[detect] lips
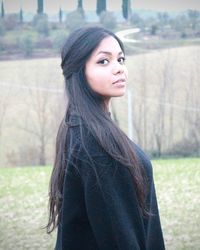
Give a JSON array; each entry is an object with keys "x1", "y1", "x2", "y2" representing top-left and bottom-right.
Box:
[{"x1": 113, "y1": 78, "x2": 126, "y2": 84}]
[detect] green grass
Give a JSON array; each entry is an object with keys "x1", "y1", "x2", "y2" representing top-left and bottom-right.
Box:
[
  {"x1": 0, "y1": 166, "x2": 56, "y2": 250},
  {"x1": 152, "y1": 158, "x2": 200, "y2": 250},
  {"x1": 0, "y1": 159, "x2": 200, "y2": 250}
]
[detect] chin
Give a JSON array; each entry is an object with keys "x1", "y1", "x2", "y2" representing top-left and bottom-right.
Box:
[{"x1": 114, "y1": 90, "x2": 126, "y2": 97}]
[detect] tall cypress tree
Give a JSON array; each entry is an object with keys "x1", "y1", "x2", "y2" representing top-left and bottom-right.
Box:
[
  {"x1": 1, "y1": 0, "x2": 5, "y2": 18},
  {"x1": 59, "y1": 7, "x2": 62, "y2": 24},
  {"x1": 96, "y1": 0, "x2": 106, "y2": 16},
  {"x1": 77, "y1": 0, "x2": 84, "y2": 17},
  {"x1": 122, "y1": 0, "x2": 131, "y2": 20},
  {"x1": 77, "y1": 0, "x2": 83, "y2": 9},
  {"x1": 20, "y1": 7, "x2": 23, "y2": 23},
  {"x1": 37, "y1": 0, "x2": 43, "y2": 14}
]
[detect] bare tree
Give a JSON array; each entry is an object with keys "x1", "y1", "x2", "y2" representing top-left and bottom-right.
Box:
[
  {"x1": 0, "y1": 85, "x2": 12, "y2": 165},
  {"x1": 131, "y1": 55, "x2": 148, "y2": 150},
  {"x1": 187, "y1": 51, "x2": 200, "y2": 155},
  {"x1": 166, "y1": 52, "x2": 176, "y2": 149},
  {"x1": 0, "y1": 92, "x2": 8, "y2": 139},
  {"x1": 153, "y1": 52, "x2": 173, "y2": 156},
  {"x1": 18, "y1": 84, "x2": 59, "y2": 166}
]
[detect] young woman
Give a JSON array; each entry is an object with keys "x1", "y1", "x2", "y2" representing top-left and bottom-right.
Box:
[{"x1": 46, "y1": 26, "x2": 165, "y2": 250}]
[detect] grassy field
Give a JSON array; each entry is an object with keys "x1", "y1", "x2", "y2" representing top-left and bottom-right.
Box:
[{"x1": 0, "y1": 158, "x2": 200, "y2": 250}]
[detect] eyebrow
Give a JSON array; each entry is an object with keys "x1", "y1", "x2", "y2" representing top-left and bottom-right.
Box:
[{"x1": 97, "y1": 51, "x2": 124, "y2": 56}]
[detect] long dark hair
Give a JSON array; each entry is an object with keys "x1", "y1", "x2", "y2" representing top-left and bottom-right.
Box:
[{"x1": 46, "y1": 26, "x2": 148, "y2": 234}]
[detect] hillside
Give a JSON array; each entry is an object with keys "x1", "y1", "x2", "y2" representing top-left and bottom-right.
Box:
[{"x1": 0, "y1": 45, "x2": 199, "y2": 166}]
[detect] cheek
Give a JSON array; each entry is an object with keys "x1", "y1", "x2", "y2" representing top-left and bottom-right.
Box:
[
  {"x1": 85, "y1": 67, "x2": 100, "y2": 90},
  {"x1": 85, "y1": 65, "x2": 106, "y2": 87},
  {"x1": 86, "y1": 75, "x2": 102, "y2": 91},
  {"x1": 85, "y1": 64, "x2": 92, "y2": 84}
]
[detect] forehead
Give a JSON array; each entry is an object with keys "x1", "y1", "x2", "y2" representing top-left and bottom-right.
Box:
[{"x1": 92, "y1": 36, "x2": 123, "y2": 56}]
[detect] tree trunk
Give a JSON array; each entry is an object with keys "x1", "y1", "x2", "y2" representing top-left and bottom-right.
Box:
[{"x1": 37, "y1": 0, "x2": 43, "y2": 14}]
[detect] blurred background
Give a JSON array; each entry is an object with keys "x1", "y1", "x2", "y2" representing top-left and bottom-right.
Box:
[{"x1": 0, "y1": 0, "x2": 200, "y2": 249}]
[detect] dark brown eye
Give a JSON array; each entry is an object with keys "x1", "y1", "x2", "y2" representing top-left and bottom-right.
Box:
[
  {"x1": 118, "y1": 57, "x2": 125, "y2": 64},
  {"x1": 98, "y1": 59, "x2": 109, "y2": 65}
]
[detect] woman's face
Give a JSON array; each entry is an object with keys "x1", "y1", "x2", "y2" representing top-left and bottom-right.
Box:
[{"x1": 85, "y1": 36, "x2": 128, "y2": 105}]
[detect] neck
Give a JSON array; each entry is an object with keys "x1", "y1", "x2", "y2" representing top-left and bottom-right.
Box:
[{"x1": 104, "y1": 98, "x2": 111, "y2": 112}]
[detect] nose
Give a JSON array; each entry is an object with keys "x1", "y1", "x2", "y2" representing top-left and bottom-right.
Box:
[{"x1": 112, "y1": 62, "x2": 124, "y2": 75}]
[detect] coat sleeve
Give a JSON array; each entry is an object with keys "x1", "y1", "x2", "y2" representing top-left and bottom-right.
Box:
[{"x1": 75, "y1": 136, "x2": 147, "y2": 250}]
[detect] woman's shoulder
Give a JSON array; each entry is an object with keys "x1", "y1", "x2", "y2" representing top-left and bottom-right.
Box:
[
  {"x1": 133, "y1": 142, "x2": 151, "y2": 163},
  {"x1": 66, "y1": 112, "x2": 105, "y2": 155},
  {"x1": 66, "y1": 113, "x2": 114, "y2": 179}
]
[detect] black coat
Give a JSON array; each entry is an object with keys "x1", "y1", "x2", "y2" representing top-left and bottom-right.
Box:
[{"x1": 55, "y1": 114, "x2": 165, "y2": 250}]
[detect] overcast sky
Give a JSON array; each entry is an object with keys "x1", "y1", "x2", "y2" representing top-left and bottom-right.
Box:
[{"x1": 3, "y1": 0, "x2": 200, "y2": 13}]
